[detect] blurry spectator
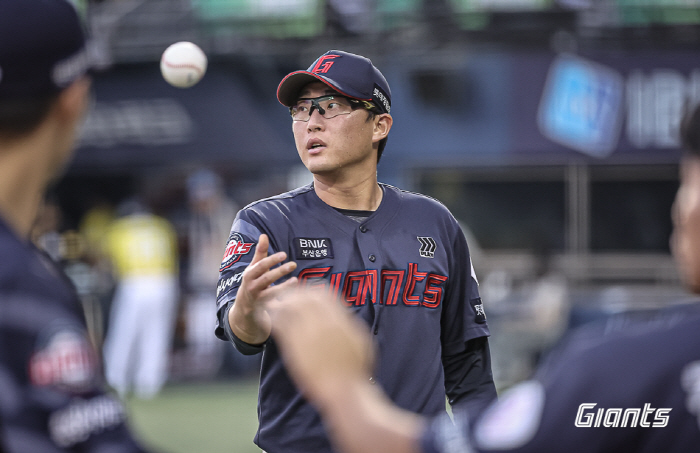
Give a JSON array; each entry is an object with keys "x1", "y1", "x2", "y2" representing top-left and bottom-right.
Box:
[
  {"x1": 103, "y1": 198, "x2": 180, "y2": 399},
  {"x1": 80, "y1": 197, "x2": 116, "y2": 263},
  {"x1": 422, "y1": 0, "x2": 459, "y2": 38},
  {"x1": 182, "y1": 169, "x2": 243, "y2": 377},
  {"x1": 31, "y1": 196, "x2": 64, "y2": 261},
  {"x1": 327, "y1": 0, "x2": 376, "y2": 36},
  {"x1": 78, "y1": 198, "x2": 119, "y2": 345},
  {"x1": 59, "y1": 229, "x2": 110, "y2": 352}
]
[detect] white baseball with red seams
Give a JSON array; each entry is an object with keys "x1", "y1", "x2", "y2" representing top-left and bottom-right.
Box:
[{"x1": 160, "y1": 41, "x2": 207, "y2": 88}]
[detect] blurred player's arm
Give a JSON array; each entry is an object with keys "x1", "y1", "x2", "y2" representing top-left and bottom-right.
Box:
[
  {"x1": 265, "y1": 286, "x2": 425, "y2": 453},
  {"x1": 228, "y1": 233, "x2": 297, "y2": 345}
]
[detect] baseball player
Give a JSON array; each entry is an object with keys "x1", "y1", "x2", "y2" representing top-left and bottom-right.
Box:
[
  {"x1": 103, "y1": 199, "x2": 179, "y2": 399},
  {"x1": 215, "y1": 50, "x2": 497, "y2": 452},
  {"x1": 263, "y1": 102, "x2": 700, "y2": 452},
  {"x1": 0, "y1": 1, "x2": 149, "y2": 451}
]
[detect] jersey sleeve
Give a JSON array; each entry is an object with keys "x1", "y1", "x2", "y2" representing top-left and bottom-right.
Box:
[
  {"x1": 0, "y1": 294, "x2": 148, "y2": 453},
  {"x1": 439, "y1": 221, "x2": 490, "y2": 355},
  {"x1": 214, "y1": 207, "x2": 274, "y2": 348},
  {"x1": 439, "y1": 221, "x2": 496, "y2": 414}
]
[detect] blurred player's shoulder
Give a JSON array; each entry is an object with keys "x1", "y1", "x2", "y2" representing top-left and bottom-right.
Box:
[
  {"x1": 538, "y1": 300, "x2": 700, "y2": 379},
  {"x1": 0, "y1": 217, "x2": 77, "y2": 312},
  {"x1": 569, "y1": 300, "x2": 700, "y2": 346},
  {"x1": 0, "y1": 219, "x2": 48, "y2": 283}
]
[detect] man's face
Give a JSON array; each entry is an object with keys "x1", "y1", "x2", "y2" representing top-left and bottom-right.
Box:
[
  {"x1": 671, "y1": 155, "x2": 700, "y2": 294},
  {"x1": 291, "y1": 82, "x2": 379, "y2": 177}
]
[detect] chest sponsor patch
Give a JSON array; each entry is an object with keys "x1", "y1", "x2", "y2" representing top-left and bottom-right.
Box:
[
  {"x1": 220, "y1": 232, "x2": 254, "y2": 271},
  {"x1": 294, "y1": 237, "x2": 333, "y2": 260}
]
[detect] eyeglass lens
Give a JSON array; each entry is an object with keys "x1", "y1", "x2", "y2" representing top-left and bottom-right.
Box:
[{"x1": 290, "y1": 95, "x2": 355, "y2": 121}]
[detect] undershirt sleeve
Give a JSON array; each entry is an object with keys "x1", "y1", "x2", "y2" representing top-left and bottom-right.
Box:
[
  {"x1": 443, "y1": 336, "x2": 498, "y2": 419},
  {"x1": 221, "y1": 302, "x2": 266, "y2": 355}
]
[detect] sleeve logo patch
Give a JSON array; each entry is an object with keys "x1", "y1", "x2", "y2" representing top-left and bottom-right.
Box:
[
  {"x1": 29, "y1": 329, "x2": 98, "y2": 391},
  {"x1": 220, "y1": 232, "x2": 254, "y2": 271},
  {"x1": 418, "y1": 236, "x2": 437, "y2": 258},
  {"x1": 471, "y1": 297, "x2": 487, "y2": 323},
  {"x1": 294, "y1": 237, "x2": 333, "y2": 260}
]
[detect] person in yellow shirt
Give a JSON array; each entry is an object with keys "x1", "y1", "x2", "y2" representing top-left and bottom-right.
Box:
[{"x1": 103, "y1": 198, "x2": 180, "y2": 399}]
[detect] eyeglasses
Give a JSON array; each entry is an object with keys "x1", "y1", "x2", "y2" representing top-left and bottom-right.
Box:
[{"x1": 290, "y1": 94, "x2": 378, "y2": 122}]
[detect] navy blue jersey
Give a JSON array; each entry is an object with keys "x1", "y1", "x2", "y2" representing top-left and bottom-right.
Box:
[
  {"x1": 215, "y1": 183, "x2": 491, "y2": 452},
  {"x1": 0, "y1": 218, "x2": 147, "y2": 452},
  {"x1": 421, "y1": 301, "x2": 700, "y2": 453}
]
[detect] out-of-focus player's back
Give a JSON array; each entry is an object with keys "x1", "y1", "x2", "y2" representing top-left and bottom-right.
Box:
[{"x1": 0, "y1": 1, "x2": 151, "y2": 451}]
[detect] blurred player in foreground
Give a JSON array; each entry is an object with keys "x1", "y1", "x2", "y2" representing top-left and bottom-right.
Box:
[
  {"x1": 264, "y1": 103, "x2": 700, "y2": 453},
  {"x1": 215, "y1": 50, "x2": 496, "y2": 452},
  {"x1": 0, "y1": 1, "x2": 150, "y2": 451}
]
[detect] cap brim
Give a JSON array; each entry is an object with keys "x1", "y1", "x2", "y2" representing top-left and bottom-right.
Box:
[{"x1": 277, "y1": 71, "x2": 358, "y2": 107}]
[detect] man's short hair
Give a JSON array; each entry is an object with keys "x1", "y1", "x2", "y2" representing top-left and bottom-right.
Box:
[{"x1": 0, "y1": 96, "x2": 58, "y2": 140}]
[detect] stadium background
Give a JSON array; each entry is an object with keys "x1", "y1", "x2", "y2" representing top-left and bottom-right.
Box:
[{"x1": 47, "y1": 1, "x2": 700, "y2": 451}]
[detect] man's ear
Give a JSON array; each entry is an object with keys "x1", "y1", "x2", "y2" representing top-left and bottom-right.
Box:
[
  {"x1": 373, "y1": 113, "x2": 392, "y2": 142},
  {"x1": 54, "y1": 76, "x2": 92, "y2": 125}
]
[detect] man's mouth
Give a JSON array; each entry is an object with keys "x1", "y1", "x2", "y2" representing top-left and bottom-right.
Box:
[{"x1": 307, "y1": 139, "x2": 326, "y2": 152}]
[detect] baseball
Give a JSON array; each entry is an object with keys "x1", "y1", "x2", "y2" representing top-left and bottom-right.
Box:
[{"x1": 160, "y1": 41, "x2": 207, "y2": 88}]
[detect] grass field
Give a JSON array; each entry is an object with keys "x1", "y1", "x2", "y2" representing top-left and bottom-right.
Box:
[{"x1": 125, "y1": 379, "x2": 261, "y2": 453}]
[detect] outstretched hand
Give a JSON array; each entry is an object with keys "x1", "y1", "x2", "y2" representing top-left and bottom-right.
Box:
[{"x1": 229, "y1": 233, "x2": 298, "y2": 345}]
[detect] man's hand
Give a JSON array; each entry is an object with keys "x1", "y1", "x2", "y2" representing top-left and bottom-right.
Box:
[{"x1": 228, "y1": 233, "x2": 297, "y2": 345}]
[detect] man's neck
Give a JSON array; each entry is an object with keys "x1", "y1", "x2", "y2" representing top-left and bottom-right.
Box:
[
  {"x1": 313, "y1": 173, "x2": 383, "y2": 211},
  {"x1": 0, "y1": 136, "x2": 53, "y2": 239}
]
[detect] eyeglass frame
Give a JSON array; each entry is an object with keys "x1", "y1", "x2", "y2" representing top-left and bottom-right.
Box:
[{"x1": 289, "y1": 94, "x2": 381, "y2": 122}]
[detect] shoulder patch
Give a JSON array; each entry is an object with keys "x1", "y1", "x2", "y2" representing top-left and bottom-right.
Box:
[
  {"x1": 220, "y1": 232, "x2": 255, "y2": 271},
  {"x1": 471, "y1": 297, "x2": 487, "y2": 323},
  {"x1": 29, "y1": 327, "x2": 99, "y2": 393}
]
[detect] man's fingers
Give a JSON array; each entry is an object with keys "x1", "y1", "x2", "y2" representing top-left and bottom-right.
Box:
[
  {"x1": 245, "y1": 250, "x2": 288, "y2": 277},
  {"x1": 249, "y1": 233, "x2": 270, "y2": 265},
  {"x1": 257, "y1": 277, "x2": 299, "y2": 308},
  {"x1": 245, "y1": 258, "x2": 296, "y2": 290}
]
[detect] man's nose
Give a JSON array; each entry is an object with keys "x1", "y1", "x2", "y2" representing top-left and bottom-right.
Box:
[{"x1": 307, "y1": 107, "x2": 325, "y2": 128}]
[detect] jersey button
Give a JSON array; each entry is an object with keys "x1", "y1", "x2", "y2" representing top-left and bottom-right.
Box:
[
  {"x1": 359, "y1": 225, "x2": 367, "y2": 233},
  {"x1": 368, "y1": 254, "x2": 376, "y2": 262}
]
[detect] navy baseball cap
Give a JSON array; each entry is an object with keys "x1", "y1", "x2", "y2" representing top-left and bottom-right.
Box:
[
  {"x1": 0, "y1": 0, "x2": 91, "y2": 101},
  {"x1": 277, "y1": 50, "x2": 391, "y2": 114}
]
